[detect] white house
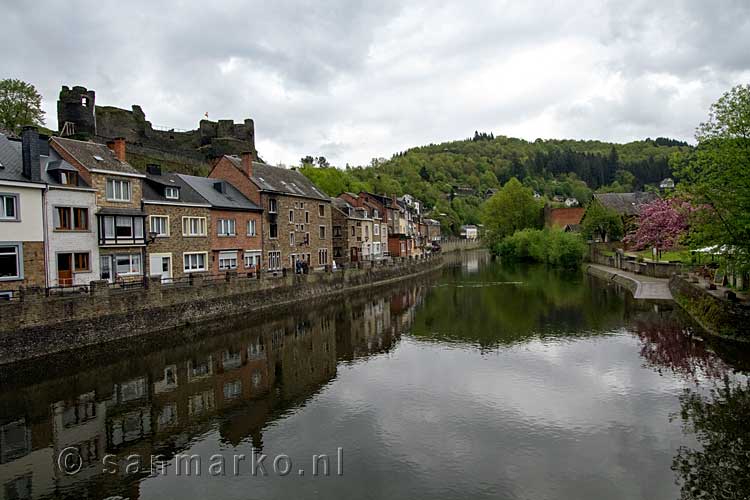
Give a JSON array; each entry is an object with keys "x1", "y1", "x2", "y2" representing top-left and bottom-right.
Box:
[
  {"x1": 460, "y1": 224, "x2": 479, "y2": 240},
  {"x1": 0, "y1": 129, "x2": 46, "y2": 295},
  {"x1": 564, "y1": 197, "x2": 579, "y2": 207},
  {"x1": 43, "y1": 147, "x2": 100, "y2": 287}
]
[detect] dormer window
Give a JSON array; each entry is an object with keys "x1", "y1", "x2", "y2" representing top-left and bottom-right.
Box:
[
  {"x1": 59, "y1": 171, "x2": 78, "y2": 186},
  {"x1": 164, "y1": 187, "x2": 179, "y2": 200}
]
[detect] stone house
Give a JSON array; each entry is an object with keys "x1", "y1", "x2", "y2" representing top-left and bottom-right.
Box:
[
  {"x1": 209, "y1": 153, "x2": 332, "y2": 272},
  {"x1": 142, "y1": 166, "x2": 212, "y2": 280},
  {"x1": 51, "y1": 136, "x2": 147, "y2": 282},
  {"x1": 0, "y1": 129, "x2": 46, "y2": 294},
  {"x1": 331, "y1": 198, "x2": 378, "y2": 264},
  {"x1": 44, "y1": 140, "x2": 100, "y2": 287},
  {"x1": 339, "y1": 192, "x2": 389, "y2": 259},
  {"x1": 177, "y1": 174, "x2": 263, "y2": 275},
  {"x1": 424, "y1": 218, "x2": 442, "y2": 242}
]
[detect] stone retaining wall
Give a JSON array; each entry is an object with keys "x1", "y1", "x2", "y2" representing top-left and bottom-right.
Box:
[
  {"x1": 590, "y1": 245, "x2": 681, "y2": 278},
  {"x1": 0, "y1": 256, "x2": 442, "y2": 365},
  {"x1": 669, "y1": 275, "x2": 750, "y2": 342}
]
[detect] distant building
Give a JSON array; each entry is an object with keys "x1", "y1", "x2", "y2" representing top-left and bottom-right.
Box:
[
  {"x1": 659, "y1": 178, "x2": 675, "y2": 190},
  {"x1": 564, "y1": 197, "x2": 579, "y2": 207},
  {"x1": 584, "y1": 192, "x2": 659, "y2": 241},
  {"x1": 545, "y1": 207, "x2": 585, "y2": 229},
  {"x1": 460, "y1": 225, "x2": 479, "y2": 240},
  {"x1": 484, "y1": 188, "x2": 498, "y2": 199}
]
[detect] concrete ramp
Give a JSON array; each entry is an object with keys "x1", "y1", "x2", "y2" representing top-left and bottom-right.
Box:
[{"x1": 586, "y1": 264, "x2": 673, "y2": 300}]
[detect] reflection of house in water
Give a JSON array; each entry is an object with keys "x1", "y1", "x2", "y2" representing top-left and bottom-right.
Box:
[{"x1": 0, "y1": 282, "x2": 431, "y2": 499}]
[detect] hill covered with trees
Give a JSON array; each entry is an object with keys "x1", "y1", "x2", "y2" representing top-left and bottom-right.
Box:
[{"x1": 299, "y1": 134, "x2": 691, "y2": 234}]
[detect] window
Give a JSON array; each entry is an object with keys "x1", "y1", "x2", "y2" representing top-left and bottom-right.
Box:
[
  {"x1": 333, "y1": 226, "x2": 342, "y2": 238},
  {"x1": 268, "y1": 250, "x2": 281, "y2": 271},
  {"x1": 289, "y1": 232, "x2": 295, "y2": 246},
  {"x1": 244, "y1": 251, "x2": 261, "y2": 269},
  {"x1": 218, "y1": 251, "x2": 238, "y2": 270},
  {"x1": 74, "y1": 252, "x2": 90, "y2": 272},
  {"x1": 269, "y1": 222, "x2": 278, "y2": 239},
  {"x1": 268, "y1": 198, "x2": 278, "y2": 213},
  {"x1": 318, "y1": 204, "x2": 325, "y2": 217},
  {"x1": 150, "y1": 215, "x2": 169, "y2": 237},
  {"x1": 0, "y1": 245, "x2": 21, "y2": 279},
  {"x1": 351, "y1": 226, "x2": 355, "y2": 237},
  {"x1": 105, "y1": 179, "x2": 131, "y2": 202},
  {"x1": 305, "y1": 232, "x2": 310, "y2": 245},
  {"x1": 183, "y1": 252, "x2": 207, "y2": 272},
  {"x1": 116, "y1": 216, "x2": 134, "y2": 237},
  {"x1": 81, "y1": 96, "x2": 89, "y2": 107},
  {"x1": 289, "y1": 210, "x2": 294, "y2": 222},
  {"x1": 318, "y1": 248, "x2": 328, "y2": 266},
  {"x1": 115, "y1": 254, "x2": 142, "y2": 276},
  {"x1": 55, "y1": 207, "x2": 89, "y2": 231},
  {"x1": 365, "y1": 225, "x2": 370, "y2": 238},
  {"x1": 218, "y1": 218, "x2": 236, "y2": 236},
  {"x1": 319, "y1": 225, "x2": 326, "y2": 239},
  {"x1": 0, "y1": 194, "x2": 18, "y2": 220},
  {"x1": 374, "y1": 224, "x2": 379, "y2": 236},
  {"x1": 60, "y1": 171, "x2": 78, "y2": 185},
  {"x1": 164, "y1": 187, "x2": 179, "y2": 199},
  {"x1": 247, "y1": 219, "x2": 257, "y2": 236},
  {"x1": 182, "y1": 217, "x2": 206, "y2": 236},
  {"x1": 305, "y1": 211, "x2": 309, "y2": 223}
]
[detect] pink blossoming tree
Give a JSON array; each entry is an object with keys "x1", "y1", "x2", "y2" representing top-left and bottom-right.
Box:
[{"x1": 625, "y1": 198, "x2": 694, "y2": 260}]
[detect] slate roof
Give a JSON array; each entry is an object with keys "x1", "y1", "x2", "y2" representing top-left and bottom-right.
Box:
[
  {"x1": 143, "y1": 172, "x2": 209, "y2": 205},
  {"x1": 177, "y1": 174, "x2": 261, "y2": 211},
  {"x1": 43, "y1": 148, "x2": 92, "y2": 188},
  {"x1": 593, "y1": 192, "x2": 658, "y2": 216},
  {"x1": 0, "y1": 133, "x2": 45, "y2": 185},
  {"x1": 226, "y1": 156, "x2": 329, "y2": 201},
  {"x1": 51, "y1": 137, "x2": 140, "y2": 175}
]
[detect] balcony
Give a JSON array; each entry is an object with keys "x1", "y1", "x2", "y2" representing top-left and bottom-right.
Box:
[{"x1": 97, "y1": 208, "x2": 147, "y2": 247}]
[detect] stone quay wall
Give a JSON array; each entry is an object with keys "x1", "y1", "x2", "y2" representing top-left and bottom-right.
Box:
[
  {"x1": 0, "y1": 255, "x2": 442, "y2": 365},
  {"x1": 669, "y1": 274, "x2": 750, "y2": 342},
  {"x1": 589, "y1": 243, "x2": 682, "y2": 279}
]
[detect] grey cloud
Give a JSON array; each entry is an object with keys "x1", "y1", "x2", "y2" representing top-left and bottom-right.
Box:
[{"x1": 1, "y1": 0, "x2": 749, "y2": 166}]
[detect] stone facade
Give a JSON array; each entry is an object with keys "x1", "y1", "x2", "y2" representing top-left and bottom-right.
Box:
[
  {"x1": 144, "y1": 204, "x2": 211, "y2": 279},
  {"x1": 331, "y1": 206, "x2": 358, "y2": 264},
  {"x1": 208, "y1": 208, "x2": 263, "y2": 274}
]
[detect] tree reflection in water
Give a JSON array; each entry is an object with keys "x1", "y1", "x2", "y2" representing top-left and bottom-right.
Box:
[{"x1": 672, "y1": 378, "x2": 750, "y2": 500}]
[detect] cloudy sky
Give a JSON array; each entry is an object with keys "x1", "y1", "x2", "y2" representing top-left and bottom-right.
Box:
[{"x1": 3, "y1": 0, "x2": 750, "y2": 166}]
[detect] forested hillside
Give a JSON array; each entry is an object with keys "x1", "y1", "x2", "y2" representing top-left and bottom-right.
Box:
[{"x1": 299, "y1": 133, "x2": 691, "y2": 234}]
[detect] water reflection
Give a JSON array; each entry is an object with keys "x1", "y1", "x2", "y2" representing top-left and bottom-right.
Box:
[
  {"x1": 0, "y1": 282, "x2": 428, "y2": 499},
  {"x1": 1, "y1": 252, "x2": 749, "y2": 500}
]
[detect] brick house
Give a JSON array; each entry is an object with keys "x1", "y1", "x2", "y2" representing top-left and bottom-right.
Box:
[
  {"x1": 51, "y1": 136, "x2": 148, "y2": 283},
  {"x1": 0, "y1": 130, "x2": 47, "y2": 294},
  {"x1": 209, "y1": 154, "x2": 332, "y2": 272},
  {"x1": 142, "y1": 166, "x2": 212, "y2": 280},
  {"x1": 177, "y1": 174, "x2": 263, "y2": 275}
]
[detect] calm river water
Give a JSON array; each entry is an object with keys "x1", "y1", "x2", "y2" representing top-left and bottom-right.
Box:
[{"x1": 0, "y1": 251, "x2": 748, "y2": 500}]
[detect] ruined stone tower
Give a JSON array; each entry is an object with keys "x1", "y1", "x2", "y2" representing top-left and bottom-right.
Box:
[{"x1": 57, "y1": 86, "x2": 96, "y2": 137}]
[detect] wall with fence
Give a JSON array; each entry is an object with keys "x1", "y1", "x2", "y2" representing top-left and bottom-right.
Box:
[
  {"x1": 439, "y1": 237, "x2": 484, "y2": 253},
  {"x1": 589, "y1": 243, "x2": 681, "y2": 279},
  {"x1": 0, "y1": 255, "x2": 442, "y2": 365}
]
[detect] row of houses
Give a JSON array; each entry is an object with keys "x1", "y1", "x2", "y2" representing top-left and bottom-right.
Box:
[{"x1": 0, "y1": 128, "x2": 440, "y2": 294}]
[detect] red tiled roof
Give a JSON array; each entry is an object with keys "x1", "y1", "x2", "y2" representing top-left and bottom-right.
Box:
[{"x1": 546, "y1": 207, "x2": 585, "y2": 228}]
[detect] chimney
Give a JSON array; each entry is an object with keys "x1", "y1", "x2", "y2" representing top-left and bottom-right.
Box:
[
  {"x1": 107, "y1": 137, "x2": 126, "y2": 161},
  {"x1": 240, "y1": 151, "x2": 253, "y2": 178},
  {"x1": 21, "y1": 126, "x2": 42, "y2": 182},
  {"x1": 146, "y1": 164, "x2": 162, "y2": 175}
]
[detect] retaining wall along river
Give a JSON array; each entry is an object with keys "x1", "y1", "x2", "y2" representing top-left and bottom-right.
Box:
[{"x1": 0, "y1": 255, "x2": 443, "y2": 365}]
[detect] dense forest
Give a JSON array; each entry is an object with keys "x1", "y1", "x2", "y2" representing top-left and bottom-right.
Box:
[{"x1": 299, "y1": 133, "x2": 691, "y2": 235}]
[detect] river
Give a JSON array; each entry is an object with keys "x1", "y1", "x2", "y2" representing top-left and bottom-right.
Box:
[{"x1": 0, "y1": 250, "x2": 748, "y2": 499}]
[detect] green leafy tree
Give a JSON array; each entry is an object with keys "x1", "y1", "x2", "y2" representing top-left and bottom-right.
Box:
[
  {"x1": 481, "y1": 177, "x2": 542, "y2": 248},
  {"x1": 674, "y1": 84, "x2": 750, "y2": 271},
  {"x1": 581, "y1": 202, "x2": 624, "y2": 242},
  {"x1": 0, "y1": 78, "x2": 45, "y2": 134}
]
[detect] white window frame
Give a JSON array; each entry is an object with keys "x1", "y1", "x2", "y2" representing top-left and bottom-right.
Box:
[
  {"x1": 182, "y1": 216, "x2": 207, "y2": 237},
  {"x1": 289, "y1": 232, "x2": 295, "y2": 246},
  {"x1": 318, "y1": 248, "x2": 328, "y2": 266},
  {"x1": 217, "y1": 218, "x2": 236, "y2": 236},
  {"x1": 105, "y1": 178, "x2": 131, "y2": 202},
  {"x1": 319, "y1": 225, "x2": 326, "y2": 239},
  {"x1": 244, "y1": 251, "x2": 261, "y2": 269},
  {"x1": 218, "y1": 251, "x2": 238, "y2": 271},
  {"x1": 0, "y1": 243, "x2": 22, "y2": 280},
  {"x1": 268, "y1": 198, "x2": 278, "y2": 214},
  {"x1": 183, "y1": 252, "x2": 207, "y2": 273},
  {"x1": 114, "y1": 253, "x2": 142, "y2": 276},
  {"x1": 164, "y1": 187, "x2": 179, "y2": 200},
  {"x1": 0, "y1": 194, "x2": 19, "y2": 221},
  {"x1": 268, "y1": 250, "x2": 281, "y2": 271},
  {"x1": 247, "y1": 219, "x2": 257, "y2": 236},
  {"x1": 149, "y1": 215, "x2": 170, "y2": 237}
]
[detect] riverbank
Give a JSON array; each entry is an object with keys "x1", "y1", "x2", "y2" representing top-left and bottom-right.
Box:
[
  {"x1": 585, "y1": 264, "x2": 673, "y2": 300},
  {"x1": 0, "y1": 255, "x2": 444, "y2": 365}
]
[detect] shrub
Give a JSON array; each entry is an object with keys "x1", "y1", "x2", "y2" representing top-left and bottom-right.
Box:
[{"x1": 495, "y1": 228, "x2": 586, "y2": 268}]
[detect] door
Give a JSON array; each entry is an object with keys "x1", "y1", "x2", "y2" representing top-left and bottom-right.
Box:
[
  {"x1": 57, "y1": 253, "x2": 73, "y2": 286},
  {"x1": 351, "y1": 247, "x2": 359, "y2": 262},
  {"x1": 149, "y1": 254, "x2": 172, "y2": 282}
]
